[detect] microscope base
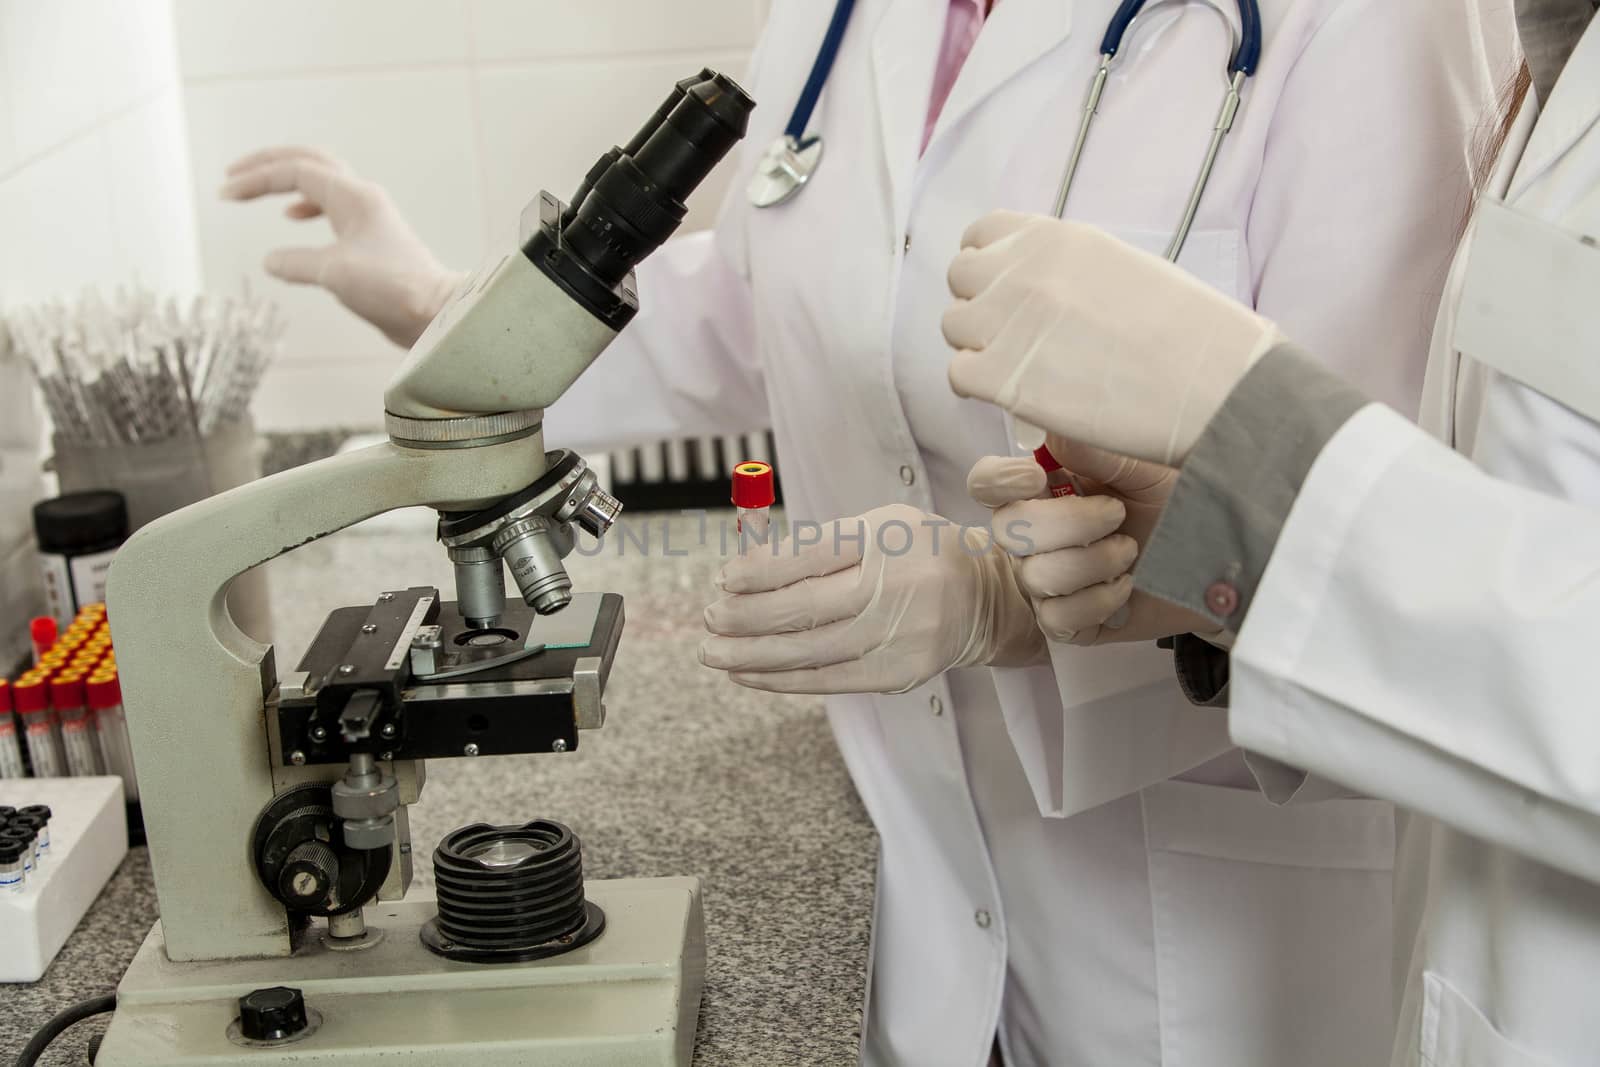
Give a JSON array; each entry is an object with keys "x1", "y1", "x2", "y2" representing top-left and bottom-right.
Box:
[{"x1": 96, "y1": 877, "x2": 705, "y2": 1066}]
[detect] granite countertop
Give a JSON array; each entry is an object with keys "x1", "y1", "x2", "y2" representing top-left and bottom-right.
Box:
[{"x1": 2, "y1": 508, "x2": 876, "y2": 1065}]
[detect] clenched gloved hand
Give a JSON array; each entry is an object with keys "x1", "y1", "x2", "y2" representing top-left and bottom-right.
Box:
[
  {"x1": 968, "y1": 437, "x2": 1221, "y2": 645},
  {"x1": 221, "y1": 146, "x2": 462, "y2": 348},
  {"x1": 699, "y1": 504, "x2": 1046, "y2": 694},
  {"x1": 943, "y1": 210, "x2": 1282, "y2": 467}
]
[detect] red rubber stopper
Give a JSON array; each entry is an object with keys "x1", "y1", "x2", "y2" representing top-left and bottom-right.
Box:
[
  {"x1": 731, "y1": 461, "x2": 775, "y2": 508},
  {"x1": 30, "y1": 616, "x2": 58, "y2": 653},
  {"x1": 13, "y1": 677, "x2": 48, "y2": 715},
  {"x1": 50, "y1": 675, "x2": 87, "y2": 710},
  {"x1": 88, "y1": 675, "x2": 122, "y2": 710},
  {"x1": 1033, "y1": 446, "x2": 1063, "y2": 473},
  {"x1": 0, "y1": 679, "x2": 11, "y2": 714}
]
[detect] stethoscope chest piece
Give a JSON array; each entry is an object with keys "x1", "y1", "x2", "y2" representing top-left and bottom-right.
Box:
[{"x1": 748, "y1": 135, "x2": 825, "y2": 208}]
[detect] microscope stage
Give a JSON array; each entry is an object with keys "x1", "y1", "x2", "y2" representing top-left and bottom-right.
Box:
[
  {"x1": 96, "y1": 876, "x2": 704, "y2": 1066},
  {"x1": 274, "y1": 591, "x2": 624, "y2": 765}
]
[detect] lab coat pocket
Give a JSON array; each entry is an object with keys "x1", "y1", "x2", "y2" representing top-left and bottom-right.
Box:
[
  {"x1": 1453, "y1": 199, "x2": 1600, "y2": 426},
  {"x1": 1420, "y1": 972, "x2": 1555, "y2": 1067},
  {"x1": 1140, "y1": 779, "x2": 1396, "y2": 1067}
]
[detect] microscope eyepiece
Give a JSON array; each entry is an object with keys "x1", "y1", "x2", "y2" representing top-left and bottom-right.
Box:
[{"x1": 525, "y1": 70, "x2": 754, "y2": 328}]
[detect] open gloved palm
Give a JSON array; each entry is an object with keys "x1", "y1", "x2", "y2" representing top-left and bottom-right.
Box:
[{"x1": 221, "y1": 146, "x2": 462, "y2": 348}]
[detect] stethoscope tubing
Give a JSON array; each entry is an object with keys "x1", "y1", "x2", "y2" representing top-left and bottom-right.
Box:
[
  {"x1": 783, "y1": 0, "x2": 860, "y2": 143},
  {"x1": 1102, "y1": 0, "x2": 1262, "y2": 74},
  {"x1": 760, "y1": 0, "x2": 1263, "y2": 236}
]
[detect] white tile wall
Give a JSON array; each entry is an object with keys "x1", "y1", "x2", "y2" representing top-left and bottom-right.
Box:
[
  {"x1": 105, "y1": 88, "x2": 203, "y2": 298},
  {"x1": 253, "y1": 359, "x2": 396, "y2": 431},
  {"x1": 172, "y1": 0, "x2": 766, "y2": 430},
  {"x1": 174, "y1": 0, "x2": 472, "y2": 79},
  {"x1": 0, "y1": 0, "x2": 108, "y2": 163},
  {"x1": 469, "y1": 0, "x2": 761, "y2": 61},
  {"x1": 101, "y1": 0, "x2": 183, "y2": 107},
  {"x1": 474, "y1": 50, "x2": 749, "y2": 247},
  {"x1": 184, "y1": 69, "x2": 486, "y2": 378},
  {"x1": 0, "y1": 0, "x2": 198, "y2": 305},
  {"x1": 0, "y1": 132, "x2": 122, "y2": 301},
  {"x1": 0, "y1": 0, "x2": 199, "y2": 636}
]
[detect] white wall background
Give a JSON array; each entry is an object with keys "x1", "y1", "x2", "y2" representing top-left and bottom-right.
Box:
[
  {"x1": 0, "y1": 0, "x2": 200, "y2": 657},
  {"x1": 0, "y1": 0, "x2": 763, "y2": 645},
  {"x1": 175, "y1": 0, "x2": 767, "y2": 430}
]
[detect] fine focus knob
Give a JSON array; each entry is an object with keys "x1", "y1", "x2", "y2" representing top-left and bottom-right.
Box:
[
  {"x1": 278, "y1": 841, "x2": 340, "y2": 911},
  {"x1": 238, "y1": 986, "x2": 308, "y2": 1042}
]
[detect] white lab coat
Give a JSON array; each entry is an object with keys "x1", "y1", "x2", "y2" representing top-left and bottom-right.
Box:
[
  {"x1": 1228, "y1": 23, "x2": 1600, "y2": 1067},
  {"x1": 548, "y1": 1, "x2": 1510, "y2": 1062}
]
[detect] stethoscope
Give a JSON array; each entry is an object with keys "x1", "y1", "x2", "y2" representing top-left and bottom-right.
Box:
[{"x1": 747, "y1": 0, "x2": 1263, "y2": 263}]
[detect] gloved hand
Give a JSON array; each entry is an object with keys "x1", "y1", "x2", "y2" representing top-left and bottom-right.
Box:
[
  {"x1": 969, "y1": 437, "x2": 1221, "y2": 645},
  {"x1": 221, "y1": 146, "x2": 461, "y2": 348},
  {"x1": 700, "y1": 504, "x2": 1046, "y2": 694},
  {"x1": 943, "y1": 210, "x2": 1283, "y2": 467}
]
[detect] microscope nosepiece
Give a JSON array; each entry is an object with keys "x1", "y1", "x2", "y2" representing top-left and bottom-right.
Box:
[{"x1": 571, "y1": 486, "x2": 622, "y2": 540}]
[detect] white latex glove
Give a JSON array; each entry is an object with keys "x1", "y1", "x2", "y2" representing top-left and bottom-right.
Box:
[
  {"x1": 969, "y1": 436, "x2": 1221, "y2": 645},
  {"x1": 221, "y1": 146, "x2": 461, "y2": 348},
  {"x1": 944, "y1": 210, "x2": 1283, "y2": 467},
  {"x1": 699, "y1": 504, "x2": 1046, "y2": 695}
]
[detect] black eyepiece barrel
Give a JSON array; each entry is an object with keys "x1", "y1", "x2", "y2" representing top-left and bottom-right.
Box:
[
  {"x1": 623, "y1": 68, "x2": 716, "y2": 157},
  {"x1": 525, "y1": 70, "x2": 754, "y2": 329}
]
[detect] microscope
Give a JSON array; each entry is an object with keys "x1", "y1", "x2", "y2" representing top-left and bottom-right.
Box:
[{"x1": 97, "y1": 71, "x2": 753, "y2": 1065}]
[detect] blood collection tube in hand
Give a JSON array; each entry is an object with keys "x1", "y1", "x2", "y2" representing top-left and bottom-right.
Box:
[
  {"x1": 732, "y1": 461, "x2": 776, "y2": 551},
  {"x1": 1034, "y1": 446, "x2": 1079, "y2": 498}
]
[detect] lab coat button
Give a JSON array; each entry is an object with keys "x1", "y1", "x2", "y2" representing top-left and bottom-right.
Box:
[
  {"x1": 899, "y1": 465, "x2": 916, "y2": 486},
  {"x1": 1205, "y1": 581, "x2": 1239, "y2": 618},
  {"x1": 974, "y1": 909, "x2": 992, "y2": 929},
  {"x1": 903, "y1": 233, "x2": 912, "y2": 252},
  {"x1": 930, "y1": 694, "x2": 944, "y2": 716}
]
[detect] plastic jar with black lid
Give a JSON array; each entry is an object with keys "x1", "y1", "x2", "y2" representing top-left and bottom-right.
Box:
[{"x1": 34, "y1": 490, "x2": 129, "y2": 627}]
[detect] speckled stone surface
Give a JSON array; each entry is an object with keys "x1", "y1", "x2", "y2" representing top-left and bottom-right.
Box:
[{"x1": 1, "y1": 510, "x2": 876, "y2": 1066}]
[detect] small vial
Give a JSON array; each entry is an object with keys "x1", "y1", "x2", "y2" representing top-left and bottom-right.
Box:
[
  {"x1": 90, "y1": 672, "x2": 138, "y2": 803},
  {"x1": 1034, "y1": 446, "x2": 1079, "y2": 499},
  {"x1": 0, "y1": 841, "x2": 24, "y2": 893},
  {"x1": 0, "y1": 824, "x2": 35, "y2": 874},
  {"x1": 732, "y1": 461, "x2": 776, "y2": 551},
  {"x1": 19, "y1": 806, "x2": 51, "y2": 857}
]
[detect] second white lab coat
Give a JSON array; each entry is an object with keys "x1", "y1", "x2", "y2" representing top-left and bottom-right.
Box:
[
  {"x1": 548, "y1": 0, "x2": 1510, "y2": 1062},
  {"x1": 1228, "y1": 22, "x2": 1600, "y2": 1066}
]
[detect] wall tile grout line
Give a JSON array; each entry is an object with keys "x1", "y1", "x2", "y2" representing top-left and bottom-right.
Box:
[
  {"x1": 0, "y1": 79, "x2": 180, "y2": 188},
  {"x1": 178, "y1": 47, "x2": 754, "y2": 87}
]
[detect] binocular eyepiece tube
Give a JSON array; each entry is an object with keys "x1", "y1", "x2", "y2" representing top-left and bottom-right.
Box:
[{"x1": 527, "y1": 69, "x2": 755, "y2": 329}]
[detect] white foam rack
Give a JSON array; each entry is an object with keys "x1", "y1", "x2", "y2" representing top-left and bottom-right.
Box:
[{"x1": 0, "y1": 776, "x2": 127, "y2": 982}]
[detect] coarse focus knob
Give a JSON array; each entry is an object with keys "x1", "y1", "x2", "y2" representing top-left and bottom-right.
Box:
[
  {"x1": 238, "y1": 986, "x2": 308, "y2": 1042},
  {"x1": 278, "y1": 841, "x2": 340, "y2": 911}
]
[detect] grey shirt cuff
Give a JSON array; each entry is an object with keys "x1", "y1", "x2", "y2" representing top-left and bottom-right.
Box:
[{"x1": 1134, "y1": 343, "x2": 1372, "y2": 637}]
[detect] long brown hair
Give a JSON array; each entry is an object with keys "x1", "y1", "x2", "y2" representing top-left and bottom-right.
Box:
[{"x1": 1474, "y1": 61, "x2": 1533, "y2": 201}]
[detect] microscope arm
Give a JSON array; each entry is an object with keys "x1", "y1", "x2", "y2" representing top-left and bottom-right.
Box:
[{"x1": 106, "y1": 433, "x2": 544, "y2": 963}]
